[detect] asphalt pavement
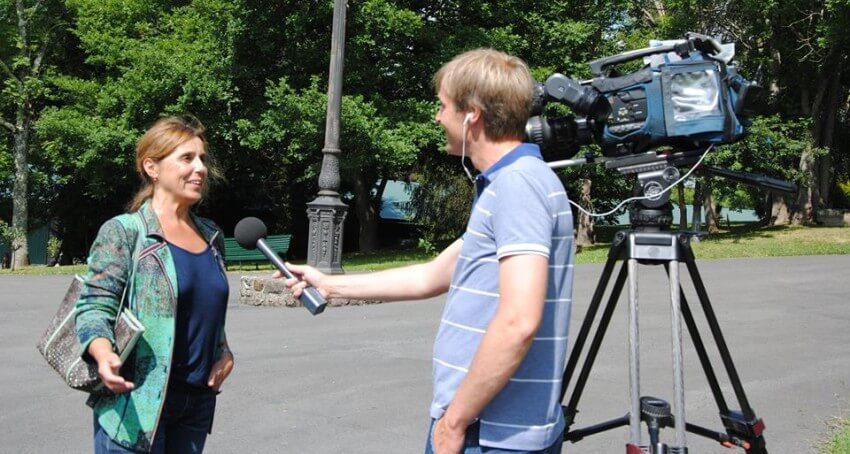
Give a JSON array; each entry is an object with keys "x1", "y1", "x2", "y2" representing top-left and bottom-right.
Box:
[{"x1": 2, "y1": 254, "x2": 849, "y2": 453}]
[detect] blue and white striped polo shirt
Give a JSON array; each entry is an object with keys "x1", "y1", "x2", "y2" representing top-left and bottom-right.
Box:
[{"x1": 430, "y1": 143, "x2": 575, "y2": 450}]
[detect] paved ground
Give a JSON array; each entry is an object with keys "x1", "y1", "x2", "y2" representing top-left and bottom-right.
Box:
[{"x1": 2, "y1": 254, "x2": 849, "y2": 453}]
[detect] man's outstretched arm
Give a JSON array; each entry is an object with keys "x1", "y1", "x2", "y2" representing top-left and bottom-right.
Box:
[{"x1": 281, "y1": 238, "x2": 462, "y2": 302}]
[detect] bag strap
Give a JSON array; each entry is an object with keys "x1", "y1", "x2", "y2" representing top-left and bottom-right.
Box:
[{"x1": 117, "y1": 212, "x2": 145, "y2": 314}]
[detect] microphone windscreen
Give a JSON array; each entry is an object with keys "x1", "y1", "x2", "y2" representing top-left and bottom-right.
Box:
[{"x1": 234, "y1": 217, "x2": 267, "y2": 249}]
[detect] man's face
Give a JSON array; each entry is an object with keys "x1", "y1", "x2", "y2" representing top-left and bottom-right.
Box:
[{"x1": 434, "y1": 88, "x2": 467, "y2": 156}]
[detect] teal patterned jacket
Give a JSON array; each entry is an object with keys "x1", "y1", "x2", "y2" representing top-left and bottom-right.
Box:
[{"x1": 75, "y1": 200, "x2": 228, "y2": 452}]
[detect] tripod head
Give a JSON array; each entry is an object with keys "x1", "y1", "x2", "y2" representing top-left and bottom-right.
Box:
[{"x1": 548, "y1": 145, "x2": 798, "y2": 232}]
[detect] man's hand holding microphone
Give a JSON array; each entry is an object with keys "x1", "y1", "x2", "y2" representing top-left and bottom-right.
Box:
[
  {"x1": 235, "y1": 217, "x2": 328, "y2": 315},
  {"x1": 272, "y1": 263, "x2": 330, "y2": 300}
]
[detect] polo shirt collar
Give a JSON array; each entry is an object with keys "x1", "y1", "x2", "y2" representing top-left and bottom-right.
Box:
[{"x1": 474, "y1": 143, "x2": 542, "y2": 195}]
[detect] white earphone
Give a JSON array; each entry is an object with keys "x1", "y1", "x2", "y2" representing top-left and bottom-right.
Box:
[{"x1": 463, "y1": 112, "x2": 473, "y2": 125}]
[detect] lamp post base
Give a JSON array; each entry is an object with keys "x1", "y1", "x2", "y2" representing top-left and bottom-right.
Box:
[{"x1": 306, "y1": 195, "x2": 348, "y2": 274}]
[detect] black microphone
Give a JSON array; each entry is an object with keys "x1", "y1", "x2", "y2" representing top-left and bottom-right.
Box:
[{"x1": 234, "y1": 217, "x2": 327, "y2": 315}]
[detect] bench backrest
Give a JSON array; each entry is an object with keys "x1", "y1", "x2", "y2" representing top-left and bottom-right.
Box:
[{"x1": 223, "y1": 234, "x2": 292, "y2": 261}]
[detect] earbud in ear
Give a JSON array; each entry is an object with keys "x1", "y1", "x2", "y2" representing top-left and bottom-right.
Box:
[{"x1": 463, "y1": 112, "x2": 473, "y2": 124}]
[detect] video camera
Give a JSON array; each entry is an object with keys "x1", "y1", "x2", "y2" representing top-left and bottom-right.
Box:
[{"x1": 525, "y1": 32, "x2": 762, "y2": 161}]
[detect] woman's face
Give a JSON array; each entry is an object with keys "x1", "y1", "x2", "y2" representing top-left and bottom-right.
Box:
[{"x1": 145, "y1": 136, "x2": 208, "y2": 205}]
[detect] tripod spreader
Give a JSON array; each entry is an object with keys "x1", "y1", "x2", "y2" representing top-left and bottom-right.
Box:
[{"x1": 563, "y1": 403, "x2": 764, "y2": 450}]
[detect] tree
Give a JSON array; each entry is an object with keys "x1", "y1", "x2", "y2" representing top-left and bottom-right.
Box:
[
  {"x1": 676, "y1": 183, "x2": 687, "y2": 230},
  {"x1": 34, "y1": 0, "x2": 244, "y2": 258},
  {"x1": 575, "y1": 174, "x2": 595, "y2": 247},
  {"x1": 237, "y1": 77, "x2": 436, "y2": 252},
  {"x1": 0, "y1": 217, "x2": 24, "y2": 269},
  {"x1": 628, "y1": 0, "x2": 850, "y2": 227},
  {"x1": 0, "y1": 0, "x2": 66, "y2": 268},
  {"x1": 776, "y1": 0, "x2": 850, "y2": 224}
]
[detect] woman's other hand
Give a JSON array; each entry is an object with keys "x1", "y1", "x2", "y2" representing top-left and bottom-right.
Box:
[
  {"x1": 207, "y1": 350, "x2": 234, "y2": 391},
  {"x1": 89, "y1": 337, "x2": 135, "y2": 393}
]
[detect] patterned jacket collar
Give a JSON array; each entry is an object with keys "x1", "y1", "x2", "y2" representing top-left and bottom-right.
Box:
[{"x1": 136, "y1": 200, "x2": 219, "y2": 245}]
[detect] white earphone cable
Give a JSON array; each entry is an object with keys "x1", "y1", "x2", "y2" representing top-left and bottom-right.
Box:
[{"x1": 460, "y1": 113, "x2": 475, "y2": 183}]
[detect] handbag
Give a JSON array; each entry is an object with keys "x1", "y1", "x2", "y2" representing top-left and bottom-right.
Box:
[{"x1": 36, "y1": 212, "x2": 146, "y2": 393}]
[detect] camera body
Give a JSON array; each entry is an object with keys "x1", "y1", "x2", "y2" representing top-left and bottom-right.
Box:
[{"x1": 526, "y1": 33, "x2": 761, "y2": 160}]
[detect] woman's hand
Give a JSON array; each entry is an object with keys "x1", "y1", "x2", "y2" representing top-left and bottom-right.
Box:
[
  {"x1": 207, "y1": 350, "x2": 234, "y2": 391},
  {"x1": 89, "y1": 338, "x2": 134, "y2": 393}
]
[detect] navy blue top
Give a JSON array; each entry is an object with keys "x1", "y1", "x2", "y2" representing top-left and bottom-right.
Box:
[{"x1": 168, "y1": 242, "x2": 229, "y2": 390}]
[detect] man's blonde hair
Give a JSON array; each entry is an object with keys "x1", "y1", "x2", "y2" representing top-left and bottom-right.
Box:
[{"x1": 433, "y1": 48, "x2": 533, "y2": 141}]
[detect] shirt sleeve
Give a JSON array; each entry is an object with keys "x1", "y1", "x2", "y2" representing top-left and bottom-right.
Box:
[
  {"x1": 75, "y1": 218, "x2": 134, "y2": 360},
  {"x1": 491, "y1": 169, "x2": 555, "y2": 260}
]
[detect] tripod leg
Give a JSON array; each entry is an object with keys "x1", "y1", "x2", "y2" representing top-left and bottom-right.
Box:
[
  {"x1": 676, "y1": 286, "x2": 730, "y2": 414},
  {"x1": 561, "y1": 234, "x2": 628, "y2": 422},
  {"x1": 668, "y1": 261, "x2": 687, "y2": 449},
  {"x1": 684, "y1": 257, "x2": 756, "y2": 418},
  {"x1": 628, "y1": 258, "x2": 641, "y2": 446},
  {"x1": 564, "y1": 262, "x2": 629, "y2": 426},
  {"x1": 680, "y1": 244, "x2": 768, "y2": 453}
]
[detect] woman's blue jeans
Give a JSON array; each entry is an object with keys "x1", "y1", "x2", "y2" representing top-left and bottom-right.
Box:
[{"x1": 93, "y1": 388, "x2": 217, "y2": 453}]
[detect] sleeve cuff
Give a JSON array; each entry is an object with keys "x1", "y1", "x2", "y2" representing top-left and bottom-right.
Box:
[{"x1": 496, "y1": 243, "x2": 550, "y2": 259}]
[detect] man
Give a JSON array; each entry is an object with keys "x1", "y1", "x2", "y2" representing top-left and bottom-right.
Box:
[{"x1": 281, "y1": 49, "x2": 575, "y2": 454}]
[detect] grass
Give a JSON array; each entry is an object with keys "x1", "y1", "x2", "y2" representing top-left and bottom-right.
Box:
[
  {"x1": 821, "y1": 417, "x2": 850, "y2": 454},
  {"x1": 575, "y1": 224, "x2": 850, "y2": 264},
  {"x1": 2, "y1": 224, "x2": 848, "y2": 275},
  {"x1": 0, "y1": 263, "x2": 88, "y2": 275}
]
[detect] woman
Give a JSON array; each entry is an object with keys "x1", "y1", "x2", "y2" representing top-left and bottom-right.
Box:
[{"x1": 75, "y1": 115, "x2": 234, "y2": 453}]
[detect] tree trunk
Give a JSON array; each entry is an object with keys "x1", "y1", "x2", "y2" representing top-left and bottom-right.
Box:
[
  {"x1": 575, "y1": 177, "x2": 594, "y2": 247},
  {"x1": 816, "y1": 74, "x2": 842, "y2": 207},
  {"x1": 676, "y1": 182, "x2": 687, "y2": 230},
  {"x1": 770, "y1": 192, "x2": 790, "y2": 226},
  {"x1": 11, "y1": 115, "x2": 29, "y2": 269},
  {"x1": 691, "y1": 179, "x2": 702, "y2": 232},
  {"x1": 352, "y1": 173, "x2": 380, "y2": 252},
  {"x1": 794, "y1": 62, "x2": 841, "y2": 223},
  {"x1": 792, "y1": 143, "x2": 816, "y2": 226},
  {"x1": 702, "y1": 179, "x2": 719, "y2": 234}
]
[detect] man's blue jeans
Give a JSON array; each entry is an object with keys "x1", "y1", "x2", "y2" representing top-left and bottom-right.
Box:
[
  {"x1": 424, "y1": 419, "x2": 564, "y2": 454},
  {"x1": 94, "y1": 388, "x2": 217, "y2": 453}
]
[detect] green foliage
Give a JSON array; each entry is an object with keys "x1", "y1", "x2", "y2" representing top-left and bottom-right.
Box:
[
  {"x1": 27, "y1": 0, "x2": 246, "y2": 254},
  {"x1": 0, "y1": 138, "x2": 9, "y2": 184},
  {"x1": 0, "y1": 218, "x2": 24, "y2": 248},
  {"x1": 417, "y1": 237, "x2": 437, "y2": 255},
  {"x1": 2, "y1": 0, "x2": 849, "y2": 260},
  {"x1": 46, "y1": 235, "x2": 61, "y2": 260},
  {"x1": 839, "y1": 181, "x2": 850, "y2": 199},
  {"x1": 410, "y1": 153, "x2": 475, "y2": 243},
  {"x1": 707, "y1": 116, "x2": 823, "y2": 216}
]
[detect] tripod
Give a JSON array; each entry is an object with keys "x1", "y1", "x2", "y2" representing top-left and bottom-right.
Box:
[{"x1": 559, "y1": 202, "x2": 767, "y2": 453}]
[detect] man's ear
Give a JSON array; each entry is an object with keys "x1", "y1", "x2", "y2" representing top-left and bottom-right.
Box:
[{"x1": 466, "y1": 105, "x2": 483, "y2": 125}]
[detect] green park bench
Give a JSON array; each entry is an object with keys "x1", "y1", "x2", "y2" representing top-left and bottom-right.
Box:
[{"x1": 223, "y1": 234, "x2": 292, "y2": 270}]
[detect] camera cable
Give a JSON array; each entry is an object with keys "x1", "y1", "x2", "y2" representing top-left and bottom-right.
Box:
[{"x1": 568, "y1": 144, "x2": 714, "y2": 218}]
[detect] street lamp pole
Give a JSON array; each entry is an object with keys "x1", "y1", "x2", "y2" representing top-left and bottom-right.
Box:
[{"x1": 306, "y1": 0, "x2": 348, "y2": 274}]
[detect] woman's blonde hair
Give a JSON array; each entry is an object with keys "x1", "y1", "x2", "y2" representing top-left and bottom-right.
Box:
[
  {"x1": 433, "y1": 48, "x2": 534, "y2": 141},
  {"x1": 127, "y1": 115, "x2": 220, "y2": 212}
]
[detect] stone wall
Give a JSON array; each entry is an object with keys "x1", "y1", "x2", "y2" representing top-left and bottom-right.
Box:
[
  {"x1": 239, "y1": 275, "x2": 382, "y2": 308},
  {"x1": 817, "y1": 209, "x2": 850, "y2": 227}
]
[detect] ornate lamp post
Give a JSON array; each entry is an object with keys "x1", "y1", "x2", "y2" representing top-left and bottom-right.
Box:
[{"x1": 306, "y1": 0, "x2": 348, "y2": 274}]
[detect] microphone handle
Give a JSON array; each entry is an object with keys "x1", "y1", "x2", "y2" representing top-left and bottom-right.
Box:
[{"x1": 256, "y1": 239, "x2": 327, "y2": 315}]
